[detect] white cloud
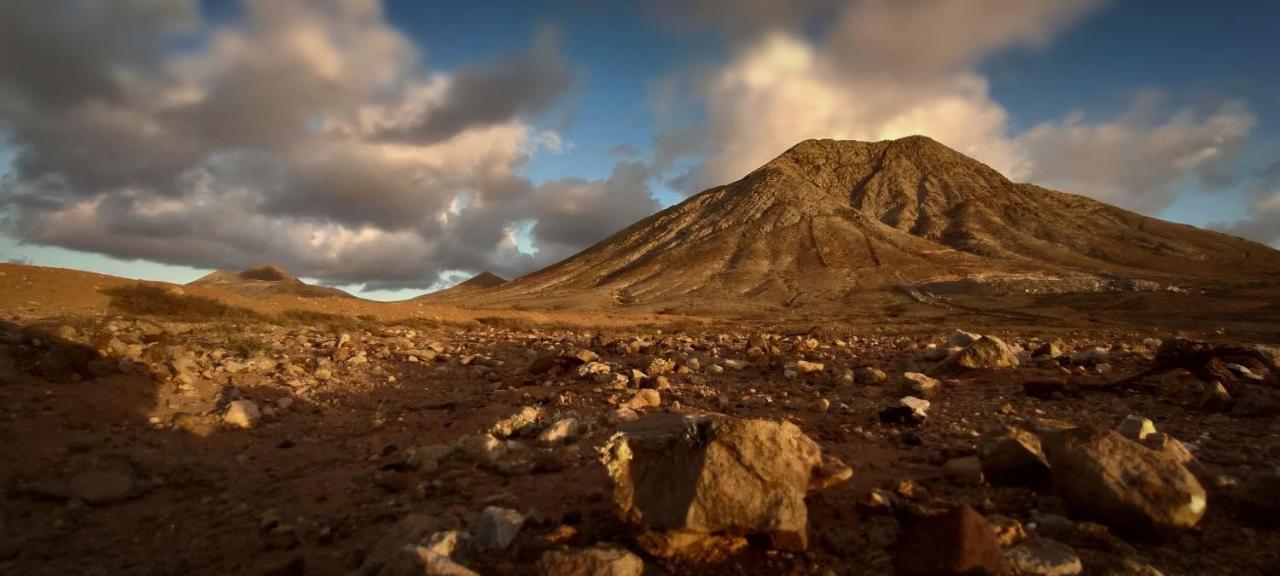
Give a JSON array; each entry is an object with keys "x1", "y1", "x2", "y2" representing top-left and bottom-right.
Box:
[
  {"x1": 1019, "y1": 97, "x2": 1255, "y2": 212},
  {"x1": 654, "y1": 0, "x2": 1262, "y2": 236}
]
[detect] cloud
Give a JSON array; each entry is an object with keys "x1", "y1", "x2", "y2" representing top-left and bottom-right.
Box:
[
  {"x1": 373, "y1": 29, "x2": 573, "y2": 145},
  {"x1": 1210, "y1": 159, "x2": 1280, "y2": 245},
  {"x1": 0, "y1": 0, "x2": 649, "y2": 290},
  {"x1": 1019, "y1": 94, "x2": 1255, "y2": 213},
  {"x1": 527, "y1": 160, "x2": 660, "y2": 266},
  {"x1": 651, "y1": 0, "x2": 1263, "y2": 233},
  {"x1": 825, "y1": 0, "x2": 1106, "y2": 75}
]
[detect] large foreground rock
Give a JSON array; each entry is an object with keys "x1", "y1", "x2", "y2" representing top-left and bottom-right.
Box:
[
  {"x1": 1042, "y1": 427, "x2": 1206, "y2": 534},
  {"x1": 600, "y1": 414, "x2": 849, "y2": 551},
  {"x1": 895, "y1": 505, "x2": 1011, "y2": 575}
]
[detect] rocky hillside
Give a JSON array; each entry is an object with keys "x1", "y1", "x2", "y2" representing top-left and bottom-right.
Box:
[
  {"x1": 415, "y1": 271, "x2": 509, "y2": 302},
  {"x1": 463, "y1": 136, "x2": 1280, "y2": 311},
  {"x1": 188, "y1": 264, "x2": 352, "y2": 299}
]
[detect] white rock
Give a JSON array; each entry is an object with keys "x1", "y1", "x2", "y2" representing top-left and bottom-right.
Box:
[{"x1": 223, "y1": 400, "x2": 261, "y2": 429}]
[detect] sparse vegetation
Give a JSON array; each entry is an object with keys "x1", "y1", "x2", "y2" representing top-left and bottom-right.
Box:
[
  {"x1": 103, "y1": 284, "x2": 266, "y2": 322},
  {"x1": 278, "y1": 308, "x2": 374, "y2": 331}
]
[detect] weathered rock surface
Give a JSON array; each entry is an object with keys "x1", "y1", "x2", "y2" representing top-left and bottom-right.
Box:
[
  {"x1": 600, "y1": 414, "x2": 847, "y2": 551},
  {"x1": 1042, "y1": 427, "x2": 1206, "y2": 533},
  {"x1": 895, "y1": 505, "x2": 1011, "y2": 575},
  {"x1": 935, "y1": 336, "x2": 1020, "y2": 372},
  {"x1": 979, "y1": 426, "x2": 1051, "y2": 486},
  {"x1": 1004, "y1": 538, "x2": 1082, "y2": 576},
  {"x1": 536, "y1": 545, "x2": 645, "y2": 576}
]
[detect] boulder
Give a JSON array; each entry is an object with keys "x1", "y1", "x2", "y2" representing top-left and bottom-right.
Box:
[
  {"x1": 902, "y1": 372, "x2": 941, "y2": 397},
  {"x1": 895, "y1": 505, "x2": 1011, "y2": 575},
  {"x1": 1042, "y1": 427, "x2": 1206, "y2": 534},
  {"x1": 600, "y1": 414, "x2": 848, "y2": 551},
  {"x1": 472, "y1": 506, "x2": 524, "y2": 551},
  {"x1": 536, "y1": 545, "x2": 644, "y2": 576},
  {"x1": 935, "y1": 336, "x2": 1020, "y2": 372},
  {"x1": 979, "y1": 427, "x2": 1051, "y2": 487}
]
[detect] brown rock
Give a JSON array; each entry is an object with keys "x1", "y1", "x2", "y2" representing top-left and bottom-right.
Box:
[
  {"x1": 536, "y1": 545, "x2": 644, "y2": 576},
  {"x1": 895, "y1": 505, "x2": 1011, "y2": 575},
  {"x1": 601, "y1": 414, "x2": 847, "y2": 551},
  {"x1": 1042, "y1": 427, "x2": 1206, "y2": 534}
]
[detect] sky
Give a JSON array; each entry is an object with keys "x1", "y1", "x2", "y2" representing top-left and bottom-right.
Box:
[{"x1": 1, "y1": 0, "x2": 1277, "y2": 300}]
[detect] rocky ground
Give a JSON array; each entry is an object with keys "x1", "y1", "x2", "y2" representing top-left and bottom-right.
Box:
[{"x1": 2, "y1": 305, "x2": 1279, "y2": 576}]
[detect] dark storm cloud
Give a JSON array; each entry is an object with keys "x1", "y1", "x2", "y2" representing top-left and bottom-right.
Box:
[
  {"x1": 0, "y1": 0, "x2": 656, "y2": 291},
  {"x1": 376, "y1": 30, "x2": 573, "y2": 145}
]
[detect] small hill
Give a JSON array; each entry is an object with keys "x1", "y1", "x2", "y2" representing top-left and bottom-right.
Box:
[
  {"x1": 188, "y1": 265, "x2": 352, "y2": 299},
  {"x1": 451, "y1": 135, "x2": 1280, "y2": 313},
  {"x1": 414, "y1": 271, "x2": 508, "y2": 302}
]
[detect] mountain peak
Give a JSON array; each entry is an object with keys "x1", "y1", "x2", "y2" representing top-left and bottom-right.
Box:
[
  {"x1": 450, "y1": 134, "x2": 1280, "y2": 312},
  {"x1": 237, "y1": 264, "x2": 295, "y2": 282}
]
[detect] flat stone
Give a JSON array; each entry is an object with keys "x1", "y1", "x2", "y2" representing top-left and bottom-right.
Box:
[
  {"x1": 536, "y1": 545, "x2": 645, "y2": 576},
  {"x1": 1005, "y1": 538, "x2": 1082, "y2": 576}
]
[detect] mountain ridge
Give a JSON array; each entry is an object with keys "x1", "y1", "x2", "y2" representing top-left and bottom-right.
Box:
[{"x1": 451, "y1": 135, "x2": 1280, "y2": 312}]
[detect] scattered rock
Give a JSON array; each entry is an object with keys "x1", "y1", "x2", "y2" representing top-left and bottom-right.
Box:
[
  {"x1": 1004, "y1": 538, "x2": 1082, "y2": 576},
  {"x1": 936, "y1": 336, "x2": 1020, "y2": 372},
  {"x1": 1033, "y1": 340, "x2": 1065, "y2": 359},
  {"x1": 223, "y1": 399, "x2": 262, "y2": 429},
  {"x1": 600, "y1": 413, "x2": 847, "y2": 551},
  {"x1": 1115, "y1": 415, "x2": 1156, "y2": 441},
  {"x1": 536, "y1": 545, "x2": 644, "y2": 576},
  {"x1": 538, "y1": 417, "x2": 581, "y2": 445},
  {"x1": 785, "y1": 360, "x2": 824, "y2": 375},
  {"x1": 69, "y1": 464, "x2": 139, "y2": 505},
  {"x1": 472, "y1": 506, "x2": 524, "y2": 551},
  {"x1": 855, "y1": 366, "x2": 887, "y2": 384},
  {"x1": 979, "y1": 426, "x2": 1051, "y2": 486},
  {"x1": 1042, "y1": 426, "x2": 1206, "y2": 534},
  {"x1": 621, "y1": 389, "x2": 660, "y2": 411},
  {"x1": 943, "y1": 456, "x2": 984, "y2": 486},
  {"x1": 947, "y1": 329, "x2": 982, "y2": 348},
  {"x1": 492, "y1": 406, "x2": 542, "y2": 439},
  {"x1": 895, "y1": 505, "x2": 1011, "y2": 576},
  {"x1": 902, "y1": 372, "x2": 941, "y2": 397}
]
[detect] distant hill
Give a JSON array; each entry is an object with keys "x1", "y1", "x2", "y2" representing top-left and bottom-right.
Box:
[
  {"x1": 188, "y1": 265, "x2": 352, "y2": 299},
  {"x1": 450, "y1": 135, "x2": 1280, "y2": 312},
  {"x1": 414, "y1": 271, "x2": 508, "y2": 301}
]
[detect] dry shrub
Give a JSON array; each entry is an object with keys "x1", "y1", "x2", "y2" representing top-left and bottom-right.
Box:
[{"x1": 104, "y1": 284, "x2": 266, "y2": 322}]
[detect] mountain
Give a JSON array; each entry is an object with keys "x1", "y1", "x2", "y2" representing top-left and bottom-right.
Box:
[
  {"x1": 414, "y1": 271, "x2": 508, "y2": 301},
  {"x1": 453, "y1": 136, "x2": 1280, "y2": 313},
  {"x1": 188, "y1": 264, "x2": 352, "y2": 299}
]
